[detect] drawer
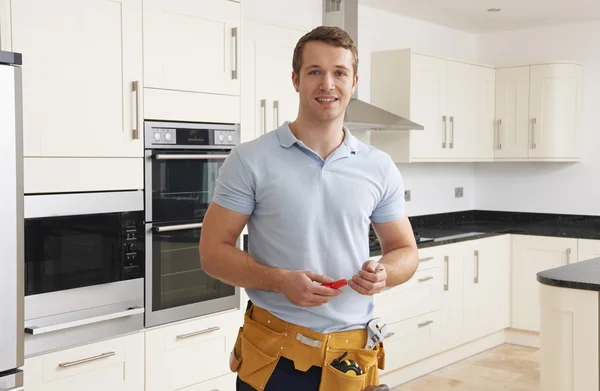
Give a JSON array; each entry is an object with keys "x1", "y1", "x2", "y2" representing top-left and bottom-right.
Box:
[
  {"x1": 369, "y1": 246, "x2": 442, "y2": 273},
  {"x1": 42, "y1": 336, "x2": 126, "y2": 382},
  {"x1": 381, "y1": 311, "x2": 441, "y2": 372},
  {"x1": 375, "y1": 267, "x2": 442, "y2": 323},
  {"x1": 180, "y1": 373, "x2": 237, "y2": 391},
  {"x1": 146, "y1": 310, "x2": 243, "y2": 391}
]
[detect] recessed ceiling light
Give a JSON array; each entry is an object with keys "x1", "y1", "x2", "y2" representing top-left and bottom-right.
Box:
[{"x1": 487, "y1": 8, "x2": 501, "y2": 12}]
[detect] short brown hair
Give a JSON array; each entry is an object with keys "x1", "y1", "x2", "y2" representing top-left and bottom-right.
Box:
[{"x1": 292, "y1": 26, "x2": 359, "y2": 77}]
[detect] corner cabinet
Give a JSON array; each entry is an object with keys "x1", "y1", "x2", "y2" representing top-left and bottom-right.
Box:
[
  {"x1": 495, "y1": 63, "x2": 583, "y2": 161},
  {"x1": 10, "y1": 0, "x2": 144, "y2": 193}
]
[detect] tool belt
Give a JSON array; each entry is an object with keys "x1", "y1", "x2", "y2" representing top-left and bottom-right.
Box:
[{"x1": 230, "y1": 303, "x2": 386, "y2": 391}]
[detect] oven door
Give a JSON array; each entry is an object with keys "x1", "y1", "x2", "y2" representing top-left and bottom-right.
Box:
[
  {"x1": 145, "y1": 221, "x2": 239, "y2": 328},
  {"x1": 145, "y1": 150, "x2": 230, "y2": 223}
]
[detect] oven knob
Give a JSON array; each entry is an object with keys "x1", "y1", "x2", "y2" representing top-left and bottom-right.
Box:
[
  {"x1": 154, "y1": 133, "x2": 161, "y2": 141},
  {"x1": 218, "y1": 134, "x2": 224, "y2": 142},
  {"x1": 227, "y1": 134, "x2": 233, "y2": 143},
  {"x1": 127, "y1": 243, "x2": 137, "y2": 252},
  {"x1": 165, "y1": 133, "x2": 172, "y2": 141}
]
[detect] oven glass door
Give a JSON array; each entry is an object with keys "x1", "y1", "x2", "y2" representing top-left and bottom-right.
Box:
[
  {"x1": 151, "y1": 150, "x2": 229, "y2": 222},
  {"x1": 150, "y1": 222, "x2": 235, "y2": 313}
]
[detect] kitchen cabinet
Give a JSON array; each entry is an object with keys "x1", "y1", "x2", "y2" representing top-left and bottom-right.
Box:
[
  {"x1": 577, "y1": 239, "x2": 600, "y2": 263},
  {"x1": 10, "y1": 0, "x2": 144, "y2": 193},
  {"x1": 241, "y1": 20, "x2": 305, "y2": 142},
  {"x1": 0, "y1": 0, "x2": 11, "y2": 51},
  {"x1": 370, "y1": 49, "x2": 495, "y2": 163},
  {"x1": 23, "y1": 332, "x2": 144, "y2": 391},
  {"x1": 143, "y1": 0, "x2": 241, "y2": 124},
  {"x1": 495, "y1": 63, "x2": 583, "y2": 161},
  {"x1": 145, "y1": 309, "x2": 242, "y2": 391},
  {"x1": 511, "y1": 235, "x2": 577, "y2": 332}
]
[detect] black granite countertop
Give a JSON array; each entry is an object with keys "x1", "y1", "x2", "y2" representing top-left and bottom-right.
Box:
[{"x1": 537, "y1": 257, "x2": 600, "y2": 291}]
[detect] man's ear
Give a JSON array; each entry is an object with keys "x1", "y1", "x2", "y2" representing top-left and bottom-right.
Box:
[
  {"x1": 352, "y1": 73, "x2": 359, "y2": 94},
  {"x1": 292, "y1": 71, "x2": 300, "y2": 92}
]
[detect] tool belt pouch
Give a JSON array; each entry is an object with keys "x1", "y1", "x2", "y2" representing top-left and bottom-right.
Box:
[
  {"x1": 318, "y1": 344, "x2": 384, "y2": 391},
  {"x1": 229, "y1": 326, "x2": 243, "y2": 372}
]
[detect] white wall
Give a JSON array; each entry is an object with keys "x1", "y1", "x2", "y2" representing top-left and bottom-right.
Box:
[
  {"x1": 242, "y1": 0, "x2": 322, "y2": 30},
  {"x1": 475, "y1": 21, "x2": 600, "y2": 216},
  {"x1": 358, "y1": 5, "x2": 479, "y2": 216}
]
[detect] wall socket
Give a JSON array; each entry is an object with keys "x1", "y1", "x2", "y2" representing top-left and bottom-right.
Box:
[
  {"x1": 455, "y1": 187, "x2": 464, "y2": 198},
  {"x1": 404, "y1": 190, "x2": 411, "y2": 202}
]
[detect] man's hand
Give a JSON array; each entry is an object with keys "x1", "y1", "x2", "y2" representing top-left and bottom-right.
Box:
[
  {"x1": 279, "y1": 270, "x2": 343, "y2": 307},
  {"x1": 348, "y1": 260, "x2": 387, "y2": 296}
]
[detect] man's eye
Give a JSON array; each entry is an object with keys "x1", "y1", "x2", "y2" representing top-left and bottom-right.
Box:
[
  {"x1": 309, "y1": 70, "x2": 319, "y2": 75},
  {"x1": 336, "y1": 71, "x2": 346, "y2": 76}
]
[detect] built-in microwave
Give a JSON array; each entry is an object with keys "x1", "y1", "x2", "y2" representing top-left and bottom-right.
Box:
[{"x1": 23, "y1": 191, "x2": 145, "y2": 357}]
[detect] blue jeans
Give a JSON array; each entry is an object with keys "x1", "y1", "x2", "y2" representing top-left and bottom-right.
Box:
[{"x1": 236, "y1": 357, "x2": 323, "y2": 391}]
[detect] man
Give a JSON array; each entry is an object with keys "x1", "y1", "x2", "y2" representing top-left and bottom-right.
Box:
[{"x1": 200, "y1": 26, "x2": 418, "y2": 391}]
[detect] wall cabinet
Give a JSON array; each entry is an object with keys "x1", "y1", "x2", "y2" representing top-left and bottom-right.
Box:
[
  {"x1": 495, "y1": 64, "x2": 583, "y2": 161},
  {"x1": 370, "y1": 49, "x2": 495, "y2": 163},
  {"x1": 577, "y1": 239, "x2": 600, "y2": 263},
  {"x1": 9, "y1": 0, "x2": 144, "y2": 193},
  {"x1": 511, "y1": 235, "x2": 577, "y2": 332},
  {"x1": 241, "y1": 21, "x2": 305, "y2": 142}
]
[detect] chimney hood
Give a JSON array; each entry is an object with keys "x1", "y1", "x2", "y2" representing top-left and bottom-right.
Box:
[{"x1": 323, "y1": 0, "x2": 423, "y2": 131}]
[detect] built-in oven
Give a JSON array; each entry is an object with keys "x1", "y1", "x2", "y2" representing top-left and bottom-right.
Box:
[
  {"x1": 144, "y1": 120, "x2": 241, "y2": 328},
  {"x1": 23, "y1": 191, "x2": 145, "y2": 357}
]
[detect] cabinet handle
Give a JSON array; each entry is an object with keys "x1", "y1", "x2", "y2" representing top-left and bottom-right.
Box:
[
  {"x1": 154, "y1": 222, "x2": 203, "y2": 232},
  {"x1": 418, "y1": 320, "x2": 433, "y2": 328},
  {"x1": 132, "y1": 81, "x2": 139, "y2": 140},
  {"x1": 273, "y1": 100, "x2": 279, "y2": 128},
  {"x1": 384, "y1": 332, "x2": 395, "y2": 339},
  {"x1": 177, "y1": 326, "x2": 220, "y2": 340},
  {"x1": 419, "y1": 256, "x2": 434, "y2": 263},
  {"x1": 58, "y1": 351, "x2": 116, "y2": 368},
  {"x1": 418, "y1": 276, "x2": 434, "y2": 283},
  {"x1": 497, "y1": 119, "x2": 502, "y2": 149},
  {"x1": 449, "y1": 116, "x2": 454, "y2": 149},
  {"x1": 260, "y1": 99, "x2": 267, "y2": 134},
  {"x1": 474, "y1": 250, "x2": 479, "y2": 284},
  {"x1": 444, "y1": 255, "x2": 449, "y2": 291},
  {"x1": 231, "y1": 27, "x2": 238, "y2": 79},
  {"x1": 442, "y1": 115, "x2": 447, "y2": 148},
  {"x1": 531, "y1": 118, "x2": 537, "y2": 149},
  {"x1": 567, "y1": 248, "x2": 571, "y2": 263}
]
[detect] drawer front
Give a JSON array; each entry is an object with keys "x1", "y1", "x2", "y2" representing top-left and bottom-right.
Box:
[
  {"x1": 375, "y1": 267, "x2": 442, "y2": 324},
  {"x1": 369, "y1": 247, "x2": 441, "y2": 273},
  {"x1": 146, "y1": 310, "x2": 243, "y2": 391},
  {"x1": 381, "y1": 311, "x2": 441, "y2": 372},
  {"x1": 180, "y1": 373, "x2": 237, "y2": 391},
  {"x1": 42, "y1": 336, "x2": 126, "y2": 382}
]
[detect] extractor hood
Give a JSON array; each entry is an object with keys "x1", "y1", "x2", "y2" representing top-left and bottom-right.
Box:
[{"x1": 323, "y1": 0, "x2": 423, "y2": 131}]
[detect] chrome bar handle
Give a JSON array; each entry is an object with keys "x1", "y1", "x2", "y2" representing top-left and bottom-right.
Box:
[
  {"x1": 419, "y1": 256, "x2": 434, "y2": 263},
  {"x1": 273, "y1": 100, "x2": 279, "y2": 128},
  {"x1": 449, "y1": 116, "x2": 454, "y2": 149},
  {"x1": 418, "y1": 320, "x2": 433, "y2": 328},
  {"x1": 177, "y1": 326, "x2": 220, "y2": 340},
  {"x1": 132, "y1": 81, "x2": 139, "y2": 139},
  {"x1": 444, "y1": 255, "x2": 449, "y2": 291},
  {"x1": 231, "y1": 27, "x2": 238, "y2": 79},
  {"x1": 531, "y1": 118, "x2": 537, "y2": 149},
  {"x1": 59, "y1": 352, "x2": 116, "y2": 368},
  {"x1": 442, "y1": 115, "x2": 447, "y2": 148},
  {"x1": 154, "y1": 222, "x2": 203, "y2": 233},
  {"x1": 474, "y1": 250, "x2": 479, "y2": 284},
  {"x1": 384, "y1": 332, "x2": 395, "y2": 339},
  {"x1": 2, "y1": 388, "x2": 24, "y2": 391},
  {"x1": 418, "y1": 276, "x2": 434, "y2": 283},
  {"x1": 154, "y1": 154, "x2": 230, "y2": 160},
  {"x1": 567, "y1": 248, "x2": 571, "y2": 263},
  {"x1": 261, "y1": 99, "x2": 267, "y2": 134},
  {"x1": 24, "y1": 307, "x2": 144, "y2": 335},
  {"x1": 497, "y1": 119, "x2": 502, "y2": 149}
]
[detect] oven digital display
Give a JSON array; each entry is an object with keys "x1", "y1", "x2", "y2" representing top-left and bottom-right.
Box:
[{"x1": 177, "y1": 128, "x2": 210, "y2": 145}]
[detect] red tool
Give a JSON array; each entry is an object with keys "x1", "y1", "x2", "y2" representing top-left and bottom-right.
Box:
[{"x1": 322, "y1": 279, "x2": 347, "y2": 289}]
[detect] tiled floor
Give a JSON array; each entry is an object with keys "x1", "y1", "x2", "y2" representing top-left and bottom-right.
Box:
[{"x1": 393, "y1": 344, "x2": 540, "y2": 391}]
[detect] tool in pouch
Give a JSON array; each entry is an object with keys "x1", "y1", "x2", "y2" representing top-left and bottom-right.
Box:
[{"x1": 365, "y1": 318, "x2": 388, "y2": 350}]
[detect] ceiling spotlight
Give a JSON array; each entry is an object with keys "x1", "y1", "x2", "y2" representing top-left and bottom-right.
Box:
[{"x1": 487, "y1": 8, "x2": 501, "y2": 12}]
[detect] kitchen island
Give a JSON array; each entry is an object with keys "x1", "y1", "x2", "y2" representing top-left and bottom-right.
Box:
[{"x1": 537, "y1": 257, "x2": 600, "y2": 391}]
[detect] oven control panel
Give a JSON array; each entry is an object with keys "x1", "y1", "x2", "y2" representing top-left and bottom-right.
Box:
[
  {"x1": 214, "y1": 130, "x2": 237, "y2": 145},
  {"x1": 147, "y1": 125, "x2": 240, "y2": 147},
  {"x1": 151, "y1": 128, "x2": 177, "y2": 145}
]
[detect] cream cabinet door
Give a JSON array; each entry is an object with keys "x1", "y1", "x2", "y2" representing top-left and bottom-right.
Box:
[
  {"x1": 578, "y1": 239, "x2": 600, "y2": 263},
  {"x1": 511, "y1": 235, "x2": 578, "y2": 332},
  {"x1": 437, "y1": 242, "x2": 466, "y2": 352},
  {"x1": 529, "y1": 63, "x2": 583, "y2": 160},
  {"x1": 12, "y1": 0, "x2": 143, "y2": 158},
  {"x1": 143, "y1": 0, "x2": 241, "y2": 97},
  {"x1": 494, "y1": 66, "x2": 530, "y2": 159},
  {"x1": 0, "y1": 0, "x2": 11, "y2": 51}
]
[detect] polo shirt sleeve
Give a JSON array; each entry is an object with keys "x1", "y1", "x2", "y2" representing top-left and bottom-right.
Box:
[
  {"x1": 212, "y1": 148, "x2": 256, "y2": 215},
  {"x1": 370, "y1": 156, "x2": 406, "y2": 223}
]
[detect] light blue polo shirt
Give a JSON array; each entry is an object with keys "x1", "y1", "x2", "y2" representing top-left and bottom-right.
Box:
[{"x1": 212, "y1": 122, "x2": 405, "y2": 333}]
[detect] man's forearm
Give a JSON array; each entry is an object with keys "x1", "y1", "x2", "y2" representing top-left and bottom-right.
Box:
[
  {"x1": 201, "y1": 243, "x2": 285, "y2": 292},
  {"x1": 379, "y1": 246, "x2": 419, "y2": 287}
]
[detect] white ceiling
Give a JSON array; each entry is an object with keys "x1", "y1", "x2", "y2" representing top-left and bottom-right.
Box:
[{"x1": 359, "y1": 0, "x2": 600, "y2": 33}]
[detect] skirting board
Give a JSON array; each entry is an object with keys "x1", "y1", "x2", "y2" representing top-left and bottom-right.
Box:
[{"x1": 379, "y1": 328, "x2": 539, "y2": 388}]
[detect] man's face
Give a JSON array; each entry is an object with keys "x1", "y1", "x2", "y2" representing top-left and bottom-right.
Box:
[{"x1": 292, "y1": 41, "x2": 358, "y2": 124}]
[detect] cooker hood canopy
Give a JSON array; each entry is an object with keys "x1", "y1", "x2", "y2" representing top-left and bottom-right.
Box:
[{"x1": 323, "y1": 0, "x2": 423, "y2": 131}]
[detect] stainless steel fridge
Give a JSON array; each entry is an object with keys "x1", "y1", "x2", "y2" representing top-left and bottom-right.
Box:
[{"x1": 0, "y1": 50, "x2": 25, "y2": 391}]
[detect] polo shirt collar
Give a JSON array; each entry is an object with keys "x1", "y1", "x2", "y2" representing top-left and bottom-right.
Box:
[{"x1": 276, "y1": 122, "x2": 360, "y2": 154}]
